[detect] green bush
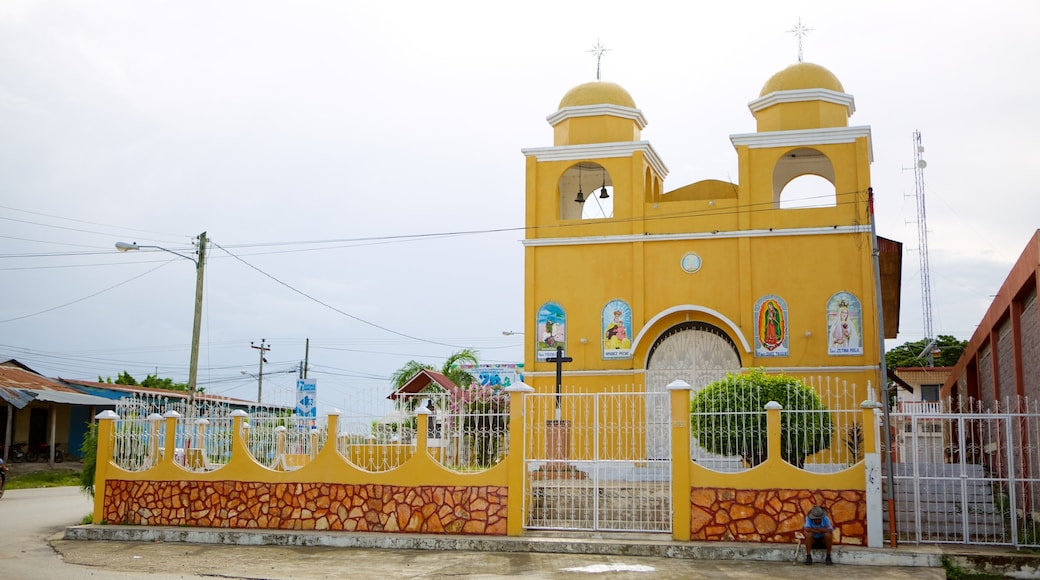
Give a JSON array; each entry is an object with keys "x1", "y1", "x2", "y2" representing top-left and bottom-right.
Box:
[
  {"x1": 79, "y1": 422, "x2": 98, "y2": 498},
  {"x1": 690, "y1": 369, "x2": 832, "y2": 468}
]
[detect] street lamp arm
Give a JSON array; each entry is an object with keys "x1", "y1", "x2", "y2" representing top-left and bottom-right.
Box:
[
  {"x1": 115, "y1": 231, "x2": 208, "y2": 411},
  {"x1": 115, "y1": 241, "x2": 198, "y2": 266}
]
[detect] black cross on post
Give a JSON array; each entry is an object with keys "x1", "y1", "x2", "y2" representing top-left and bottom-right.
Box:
[{"x1": 545, "y1": 345, "x2": 572, "y2": 417}]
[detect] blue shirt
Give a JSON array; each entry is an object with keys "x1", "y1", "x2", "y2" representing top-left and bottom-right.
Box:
[{"x1": 804, "y1": 515, "x2": 833, "y2": 536}]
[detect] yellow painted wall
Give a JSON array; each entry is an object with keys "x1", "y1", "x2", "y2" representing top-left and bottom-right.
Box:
[{"x1": 522, "y1": 62, "x2": 881, "y2": 406}]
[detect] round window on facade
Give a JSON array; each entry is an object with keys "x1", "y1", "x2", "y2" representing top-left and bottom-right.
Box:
[{"x1": 680, "y1": 252, "x2": 702, "y2": 273}]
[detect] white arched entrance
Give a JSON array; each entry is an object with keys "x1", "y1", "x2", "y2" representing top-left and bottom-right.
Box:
[{"x1": 644, "y1": 322, "x2": 742, "y2": 458}]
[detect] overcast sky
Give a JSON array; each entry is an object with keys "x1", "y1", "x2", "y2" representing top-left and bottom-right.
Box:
[{"x1": 2, "y1": 1, "x2": 1038, "y2": 411}]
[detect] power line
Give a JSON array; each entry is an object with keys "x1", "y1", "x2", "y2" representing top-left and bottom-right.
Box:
[
  {"x1": 1, "y1": 189, "x2": 872, "y2": 262},
  {"x1": 0, "y1": 258, "x2": 176, "y2": 324},
  {"x1": 210, "y1": 240, "x2": 474, "y2": 350}
]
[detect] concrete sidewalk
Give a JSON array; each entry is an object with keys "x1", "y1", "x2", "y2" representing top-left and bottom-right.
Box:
[
  {"x1": 65, "y1": 525, "x2": 939, "y2": 566},
  {"x1": 62, "y1": 525, "x2": 1040, "y2": 577}
]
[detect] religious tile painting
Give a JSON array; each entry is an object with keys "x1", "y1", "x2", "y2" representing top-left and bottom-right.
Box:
[
  {"x1": 754, "y1": 295, "x2": 788, "y2": 357},
  {"x1": 827, "y1": 291, "x2": 863, "y2": 356},
  {"x1": 536, "y1": 301, "x2": 566, "y2": 361},
  {"x1": 601, "y1": 299, "x2": 632, "y2": 359}
]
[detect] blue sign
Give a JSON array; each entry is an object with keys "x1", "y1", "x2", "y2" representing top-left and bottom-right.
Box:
[{"x1": 296, "y1": 378, "x2": 317, "y2": 420}]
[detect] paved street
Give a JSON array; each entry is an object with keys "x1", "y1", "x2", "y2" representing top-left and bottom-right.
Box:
[{"x1": 7, "y1": 487, "x2": 946, "y2": 579}]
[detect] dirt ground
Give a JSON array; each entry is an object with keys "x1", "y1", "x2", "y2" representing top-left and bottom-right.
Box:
[{"x1": 5, "y1": 459, "x2": 84, "y2": 477}]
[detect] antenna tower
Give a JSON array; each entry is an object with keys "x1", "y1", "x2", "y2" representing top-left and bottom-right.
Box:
[{"x1": 912, "y1": 130, "x2": 935, "y2": 366}]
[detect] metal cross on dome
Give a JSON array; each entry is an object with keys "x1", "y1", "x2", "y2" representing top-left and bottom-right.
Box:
[
  {"x1": 787, "y1": 18, "x2": 813, "y2": 63},
  {"x1": 587, "y1": 39, "x2": 610, "y2": 80}
]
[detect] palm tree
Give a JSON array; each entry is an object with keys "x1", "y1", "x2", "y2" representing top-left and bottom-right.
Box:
[
  {"x1": 390, "y1": 360, "x2": 436, "y2": 391},
  {"x1": 389, "y1": 348, "x2": 480, "y2": 414},
  {"x1": 389, "y1": 348, "x2": 480, "y2": 391},
  {"x1": 439, "y1": 348, "x2": 479, "y2": 388}
]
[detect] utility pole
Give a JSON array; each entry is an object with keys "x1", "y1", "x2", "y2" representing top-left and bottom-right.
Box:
[
  {"x1": 251, "y1": 339, "x2": 270, "y2": 403},
  {"x1": 187, "y1": 232, "x2": 207, "y2": 410}
]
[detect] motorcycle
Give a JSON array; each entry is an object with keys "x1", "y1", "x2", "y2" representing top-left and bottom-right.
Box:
[
  {"x1": 0, "y1": 442, "x2": 28, "y2": 463},
  {"x1": 26, "y1": 442, "x2": 64, "y2": 463}
]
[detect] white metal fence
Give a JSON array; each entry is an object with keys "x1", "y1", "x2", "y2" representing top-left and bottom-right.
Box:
[
  {"x1": 687, "y1": 375, "x2": 865, "y2": 473},
  {"x1": 108, "y1": 387, "x2": 510, "y2": 474},
  {"x1": 523, "y1": 391, "x2": 672, "y2": 533},
  {"x1": 885, "y1": 396, "x2": 1040, "y2": 548}
]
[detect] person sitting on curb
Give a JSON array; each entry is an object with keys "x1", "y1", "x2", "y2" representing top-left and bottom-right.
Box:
[{"x1": 804, "y1": 505, "x2": 834, "y2": 565}]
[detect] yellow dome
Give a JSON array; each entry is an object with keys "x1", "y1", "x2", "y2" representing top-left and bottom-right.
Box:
[
  {"x1": 558, "y1": 81, "x2": 637, "y2": 109},
  {"x1": 760, "y1": 62, "x2": 844, "y2": 96}
]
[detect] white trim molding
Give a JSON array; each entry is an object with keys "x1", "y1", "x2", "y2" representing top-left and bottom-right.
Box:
[
  {"x1": 749, "y1": 88, "x2": 856, "y2": 116},
  {"x1": 547, "y1": 104, "x2": 648, "y2": 130},
  {"x1": 522, "y1": 365, "x2": 879, "y2": 377},
  {"x1": 631, "y1": 305, "x2": 752, "y2": 354},
  {"x1": 732, "y1": 126, "x2": 869, "y2": 162},
  {"x1": 523, "y1": 369, "x2": 643, "y2": 378},
  {"x1": 522, "y1": 224, "x2": 872, "y2": 248},
  {"x1": 521, "y1": 141, "x2": 669, "y2": 180},
  {"x1": 730, "y1": 126, "x2": 873, "y2": 162}
]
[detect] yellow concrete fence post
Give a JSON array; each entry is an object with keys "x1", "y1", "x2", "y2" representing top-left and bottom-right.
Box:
[
  {"x1": 146, "y1": 413, "x2": 163, "y2": 468},
  {"x1": 764, "y1": 401, "x2": 782, "y2": 462},
  {"x1": 309, "y1": 426, "x2": 319, "y2": 459},
  {"x1": 230, "y1": 409, "x2": 248, "y2": 465},
  {"x1": 668, "y1": 380, "x2": 692, "y2": 541},
  {"x1": 325, "y1": 409, "x2": 341, "y2": 457},
  {"x1": 860, "y1": 400, "x2": 878, "y2": 455},
  {"x1": 274, "y1": 426, "x2": 287, "y2": 470},
  {"x1": 163, "y1": 410, "x2": 181, "y2": 466},
  {"x1": 191, "y1": 418, "x2": 210, "y2": 470},
  {"x1": 505, "y1": 382, "x2": 534, "y2": 537},
  {"x1": 91, "y1": 410, "x2": 119, "y2": 524},
  {"x1": 416, "y1": 407, "x2": 430, "y2": 455}
]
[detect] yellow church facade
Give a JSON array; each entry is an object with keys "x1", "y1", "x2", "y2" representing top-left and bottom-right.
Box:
[{"x1": 520, "y1": 61, "x2": 898, "y2": 407}]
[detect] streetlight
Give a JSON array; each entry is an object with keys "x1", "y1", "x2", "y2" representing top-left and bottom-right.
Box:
[
  {"x1": 501, "y1": 330, "x2": 523, "y2": 336},
  {"x1": 116, "y1": 232, "x2": 208, "y2": 409}
]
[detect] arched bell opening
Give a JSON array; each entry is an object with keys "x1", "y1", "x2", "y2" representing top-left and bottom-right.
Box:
[
  {"x1": 559, "y1": 162, "x2": 614, "y2": 220},
  {"x1": 773, "y1": 148, "x2": 837, "y2": 209}
]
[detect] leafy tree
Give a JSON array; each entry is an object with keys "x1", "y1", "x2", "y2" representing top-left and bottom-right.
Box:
[
  {"x1": 389, "y1": 348, "x2": 480, "y2": 391},
  {"x1": 885, "y1": 335, "x2": 967, "y2": 369},
  {"x1": 98, "y1": 371, "x2": 193, "y2": 392},
  {"x1": 689, "y1": 369, "x2": 832, "y2": 468}
]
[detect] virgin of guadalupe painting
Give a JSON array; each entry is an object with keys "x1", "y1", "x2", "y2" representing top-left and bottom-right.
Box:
[{"x1": 754, "y1": 295, "x2": 788, "y2": 357}]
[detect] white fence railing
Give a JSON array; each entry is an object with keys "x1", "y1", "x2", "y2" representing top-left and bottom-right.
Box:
[
  {"x1": 885, "y1": 395, "x2": 1040, "y2": 548},
  {"x1": 108, "y1": 386, "x2": 510, "y2": 474},
  {"x1": 687, "y1": 375, "x2": 865, "y2": 473}
]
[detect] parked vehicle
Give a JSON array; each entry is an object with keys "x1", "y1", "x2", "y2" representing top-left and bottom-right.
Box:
[
  {"x1": 25, "y1": 442, "x2": 63, "y2": 463},
  {"x1": 0, "y1": 442, "x2": 28, "y2": 463}
]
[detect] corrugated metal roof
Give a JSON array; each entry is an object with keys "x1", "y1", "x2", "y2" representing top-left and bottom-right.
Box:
[
  {"x1": 22, "y1": 389, "x2": 114, "y2": 407},
  {"x1": 0, "y1": 385, "x2": 37, "y2": 409},
  {"x1": 61, "y1": 378, "x2": 259, "y2": 405},
  {"x1": 0, "y1": 365, "x2": 71, "y2": 390}
]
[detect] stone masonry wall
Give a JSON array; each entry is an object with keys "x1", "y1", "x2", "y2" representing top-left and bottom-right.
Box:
[
  {"x1": 103, "y1": 480, "x2": 507, "y2": 535},
  {"x1": 690, "y1": 488, "x2": 865, "y2": 544}
]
